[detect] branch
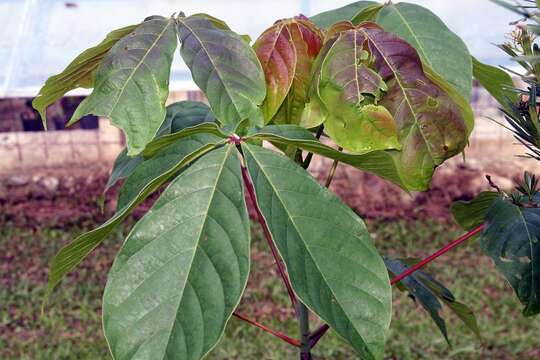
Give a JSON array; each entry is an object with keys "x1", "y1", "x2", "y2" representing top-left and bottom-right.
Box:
[
  {"x1": 233, "y1": 311, "x2": 300, "y2": 347},
  {"x1": 241, "y1": 165, "x2": 298, "y2": 310}
]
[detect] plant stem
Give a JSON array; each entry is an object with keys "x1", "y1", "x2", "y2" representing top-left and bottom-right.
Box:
[
  {"x1": 297, "y1": 302, "x2": 312, "y2": 360},
  {"x1": 308, "y1": 223, "x2": 486, "y2": 347},
  {"x1": 233, "y1": 311, "x2": 300, "y2": 347},
  {"x1": 389, "y1": 223, "x2": 485, "y2": 285},
  {"x1": 240, "y1": 165, "x2": 298, "y2": 310},
  {"x1": 302, "y1": 125, "x2": 325, "y2": 168}
]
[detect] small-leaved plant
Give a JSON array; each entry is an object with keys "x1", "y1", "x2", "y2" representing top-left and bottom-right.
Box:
[{"x1": 33, "y1": 1, "x2": 531, "y2": 359}]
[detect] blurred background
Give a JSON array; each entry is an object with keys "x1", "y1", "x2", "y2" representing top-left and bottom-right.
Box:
[{"x1": 1, "y1": 1, "x2": 540, "y2": 359}]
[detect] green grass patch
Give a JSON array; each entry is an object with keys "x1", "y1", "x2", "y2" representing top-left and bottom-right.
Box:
[{"x1": 1, "y1": 220, "x2": 539, "y2": 359}]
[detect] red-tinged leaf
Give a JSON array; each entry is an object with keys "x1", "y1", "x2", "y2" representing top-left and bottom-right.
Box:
[
  {"x1": 274, "y1": 18, "x2": 323, "y2": 126},
  {"x1": 255, "y1": 17, "x2": 323, "y2": 126},
  {"x1": 253, "y1": 23, "x2": 297, "y2": 122},
  {"x1": 357, "y1": 25, "x2": 469, "y2": 187},
  {"x1": 317, "y1": 26, "x2": 400, "y2": 152}
]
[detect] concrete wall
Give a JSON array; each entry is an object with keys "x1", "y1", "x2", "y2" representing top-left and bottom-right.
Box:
[
  {"x1": 0, "y1": 87, "x2": 538, "y2": 176},
  {"x1": 0, "y1": 90, "x2": 204, "y2": 174}
]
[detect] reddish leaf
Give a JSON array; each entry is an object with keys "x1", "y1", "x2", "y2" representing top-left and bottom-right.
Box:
[
  {"x1": 253, "y1": 22, "x2": 297, "y2": 122},
  {"x1": 255, "y1": 17, "x2": 323, "y2": 125}
]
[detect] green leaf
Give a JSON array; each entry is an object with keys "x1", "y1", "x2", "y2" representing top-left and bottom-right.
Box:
[
  {"x1": 105, "y1": 101, "x2": 215, "y2": 192},
  {"x1": 68, "y1": 17, "x2": 178, "y2": 156},
  {"x1": 177, "y1": 14, "x2": 266, "y2": 127},
  {"x1": 272, "y1": 17, "x2": 324, "y2": 126},
  {"x1": 317, "y1": 28, "x2": 399, "y2": 152},
  {"x1": 451, "y1": 191, "x2": 499, "y2": 231},
  {"x1": 242, "y1": 143, "x2": 392, "y2": 360},
  {"x1": 142, "y1": 122, "x2": 228, "y2": 158},
  {"x1": 385, "y1": 257, "x2": 481, "y2": 344},
  {"x1": 385, "y1": 257, "x2": 449, "y2": 345},
  {"x1": 247, "y1": 124, "x2": 411, "y2": 190},
  {"x1": 353, "y1": 25, "x2": 469, "y2": 189},
  {"x1": 103, "y1": 145, "x2": 250, "y2": 360},
  {"x1": 472, "y1": 56, "x2": 518, "y2": 109},
  {"x1": 158, "y1": 100, "x2": 216, "y2": 134},
  {"x1": 32, "y1": 24, "x2": 137, "y2": 129},
  {"x1": 105, "y1": 148, "x2": 144, "y2": 192},
  {"x1": 377, "y1": 2, "x2": 473, "y2": 100},
  {"x1": 481, "y1": 197, "x2": 540, "y2": 316},
  {"x1": 44, "y1": 138, "x2": 223, "y2": 301},
  {"x1": 310, "y1": 1, "x2": 379, "y2": 29},
  {"x1": 117, "y1": 134, "x2": 222, "y2": 210}
]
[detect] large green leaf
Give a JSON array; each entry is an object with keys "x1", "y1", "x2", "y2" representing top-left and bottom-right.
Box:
[
  {"x1": 472, "y1": 56, "x2": 518, "y2": 109},
  {"x1": 242, "y1": 144, "x2": 392, "y2": 360},
  {"x1": 377, "y1": 2, "x2": 473, "y2": 100},
  {"x1": 317, "y1": 27, "x2": 399, "y2": 152},
  {"x1": 385, "y1": 257, "x2": 481, "y2": 344},
  {"x1": 481, "y1": 197, "x2": 540, "y2": 316},
  {"x1": 103, "y1": 145, "x2": 250, "y2": 360},
  {"x1": 451, "y1": 191, "x2": 499, "y2": 231},
  {"x1": 32, "y1": 24, "x2": 137, "y2": 128},
  {"x1": 310, "y1": 1, "x2": 380, "y2": 29},
  {"x1": 44, "y1": 138, "x2": 223, "y2": 300},
  {"x1": 68, "y1": 17, "x2": 177, "y2": 156},
  {"x1": 117, "y1": 134, "x2": 222, "y2": 210},
  {"x1": 247, "y1": 124, "x2": 409, "y2": 189},
  {"x1": 177, "y1": 14, "x2": 266, "y2": 126},
  {"x1": 105, "y1": 101, "x2": 215, "y2": 192},
  {"x1": 247, "y1": 124, "x2": 413, "y2": 190}
]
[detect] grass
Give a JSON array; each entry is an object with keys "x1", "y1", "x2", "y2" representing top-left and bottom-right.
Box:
[{"x1": 1, "y1": 219, "x2": 540, "y2": 359}]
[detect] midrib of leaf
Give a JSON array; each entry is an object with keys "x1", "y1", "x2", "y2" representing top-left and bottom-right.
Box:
[
  {"x1": 360, "y1": 28, "x2": 436, "y2": 161},
  {"x1": 106, "y1": 19, "x2": 173, "y2": 118},
  {"x1": 178, "y1": 18, "x2": 244, "y2": 119},
  {"x1": 161, "y1": 145, "x2": 233, "y2": 360},
  {"x1": 245, "y1": 146, "x2": 376, "y2": 354},
  {"x1": 385, "y1": 5, "x2": 430, "y2": 66},
  {"x1": 517, "y1": 207, "x2": 538, "y2": 302},
  {"x1": 353, "y1": 31, "x2": 362, "y2": 104}
]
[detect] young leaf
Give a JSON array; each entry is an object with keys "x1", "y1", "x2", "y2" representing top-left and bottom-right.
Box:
[
  {"x1": 317, "y1": 28, "x2": 399, "y2": 152},
  {"x1": 451, "y1": 191, "x2": 499, "y2": 231},
  {"x1": 177, "y1": 14, "x2": 266, "y2": 127},
  {"x1": 32, "y1": 24, "x2": 137, "y2": 128},
  {"x1": 481, "y1": 197, "x2": 540, "y2": 316},
  {"x1": 472, "y1": 56, "x2": 518, "y2": 109},
  {"x1": 377, "y1": 2, "x2": 473, "y2": 100},
  {"x1": 310, "y1": 1, "x2": 380, "y2": 29},
  {"x1": 103, "y1": 145, "x2": 250, "y2": 360},
  {"x1": 272, "y1": 17, "x2": 324, "y2": 126},
  {"x1": 117, "y1": 134, "x2": 222, "y2": 210},
  {"x1": 68, "y1": 17, "x2": 178, "y2": 156},
  {"x1": 105, "y1": 101, "x2": 215, "y2": 192},
  {"x1": 242, "y1": 144, "x2": 392, "y2": 360},
  {"x1": 356, "y1": 25, "x2": 469, "y2": 189},
  {"x1": 44, "y1": 138, "x2": 223, "y2": 300},
  {"x1": 253, "y1": 21, "x2": 297, "y2": 121}
]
